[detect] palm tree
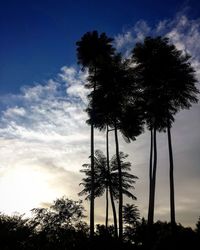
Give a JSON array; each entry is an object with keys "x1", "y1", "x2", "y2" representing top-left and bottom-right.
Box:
[
  {"x1": 110, "y1": 152, "x2": 138, "y2": 201},
  {"x1": 123, "y1": 204, "x2": 140, "y2": 227},
  {"x1": 132, "y1": 36, "x2": 199, "y2": 226},
  {"x1": 79, "y1": 149, "x2": 114, "y2": 232},
  {"x1": 86, "y1": 54, "x2": 144, "y2": 239},
  {"x1": 123, "y1": 203, "x2": 140, "y2": 243},
  {"x1": 79, "y1": 150, "x2": 138, "y2": 237},
  {"x1": 79, "y1": 150, "x2": 107, "y2": 201},
  {"x1": 158, "y1": 41, "x2": 199, "y2": 226},
  {"x1": 132, "y1": 37, "x2": 174, "y2": 226},
  {"x1": 85, "y1": 55, "x2": 125, "y2": 237},
  {"x1": 76, "y1": 31, "x2": 115, "y2": 237},
  {"x1": 110, "y1": 151, "x2": 138, "y2": 240}
]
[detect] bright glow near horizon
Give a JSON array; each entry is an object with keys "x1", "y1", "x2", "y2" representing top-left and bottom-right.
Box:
[{"x1": 0, "y1": 165, "x2": 59, "y2": 215}]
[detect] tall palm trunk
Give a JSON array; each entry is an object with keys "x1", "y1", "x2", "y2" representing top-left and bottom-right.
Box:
[
  {"x1": 90, "y1": 123, "x2": 95, "y2": 238},
  {"x1": 167, "y1": 123, "x2": 176, "y2": 226},
  {"x1": 106, "y1": 125, "x2": 118, "y2": 238},
  {"x1": 151, "y1": 126, "x2": 157, "y2": 223},
  {"x1": 148, "y1": 126, "x2": 157, "y2": 226},
  {"x1": 148, "y1": 128, "x2": 154, "y2": 225},
  {"x1": 90, "y1": 69, "x2": 97, "y2": 239},
  {"x1": 105, "y1": 186, "x2": 109, "y2": 229},
  {"x1": 114, "y1": 122, "x2": 123, "y2": 241}
]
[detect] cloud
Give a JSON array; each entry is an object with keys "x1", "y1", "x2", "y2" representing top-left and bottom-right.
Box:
[
  {"x1": 114, "y1": 10, "x2": 200, "y2": 82},
  {"x1": 0, "y1": 64, "x2": 117, "y2": 219},
  {"x1": 114, "y1": 20, "x2": 151, "y2": 58},
  {"x1": 0, "y1": 66, "x2": 92, "y2": 214},
  {"x1": 0, "y1": 71, "x2": 88, "y2": 141},
  {"x1": 4, "y1": 106, "x2": 26, "y2": 117},
  {"x1": 59, "y1": 66, "x2": 89, "y2": 104}
]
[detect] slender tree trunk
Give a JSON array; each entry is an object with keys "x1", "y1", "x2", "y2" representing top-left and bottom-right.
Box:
[
  {"x1": 106, "y1": 125, "x2": 118, "y2": 238},
  {"x1": 167, "y1": 124, "x2": 176, "y2": 226},
  {"x1": 105, "y1": 186, "x2": 109, "y2": 229},
  {"x1": 151, "y1": 127, "x2": 157, "y2": 224},
  {"x1": 148, "y1": 128, "x2": 154, "y2": 225},
  {"x1": 114, "y1": 122, "x2": 123, "y2": 241},
  {"x1": 90, "y1": 123, "x2": 95, "y2": 238},
  {"x1": 148, "y1": 127, "x2": 157, "y2": 226},
  {"x1": 90, "y1": 69, "x2": 97, "y2": 239}
]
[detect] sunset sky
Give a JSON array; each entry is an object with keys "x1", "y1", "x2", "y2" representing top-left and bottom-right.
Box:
[{"x1": 0, "y1": 0, "x2": 200, "y2": 227}]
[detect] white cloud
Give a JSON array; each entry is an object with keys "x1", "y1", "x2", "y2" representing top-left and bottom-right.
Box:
[
  {"x1": 4, "y1": 106, "x2": 26, "y2": 117},
  {"x1": 115, "y1": 31, "x2": 133, "y2": 50},
  {"x1": 115, "y1": 20, "x2": 151, "y2": 50},
  {"x1": 114, "y1": 11, "x2": 200, "y2": 82},
  {"x1": 0, "y1": 66, "x2": 92, "y2": 215},
  {"x1": 164, "y1": 14, "x2": 200, "y2": 80},
  {"x1": 114, "y1": 20, "x2": 151, "y2": 58},
  {"x1": 59, "y1": 66, "x2": 89, "y2": 104}
]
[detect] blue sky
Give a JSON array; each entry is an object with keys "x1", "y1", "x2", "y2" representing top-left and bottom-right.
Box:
[
  {"x1": 0, "y1": 0, "x2": 200, "y2": 227},
  {"x1": 1, "y1": 0, "x2": 200, "y2": 94}
]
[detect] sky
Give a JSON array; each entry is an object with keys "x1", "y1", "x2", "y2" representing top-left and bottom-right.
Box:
[{"x1": 0, "y1": 0, "x2": 200, "y2": 228}]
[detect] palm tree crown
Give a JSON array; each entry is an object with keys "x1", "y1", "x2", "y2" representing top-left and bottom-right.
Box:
[{"x1": 79, "y1": 150, "x2": 138, "y2": 202}]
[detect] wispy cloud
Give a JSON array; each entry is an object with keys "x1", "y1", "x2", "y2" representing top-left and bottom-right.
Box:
[
  {"x1": 0, "y1": 66, "x2": 91, "y2": 214},
  {"x1": 114, "y1": 9, "x2": 200, "y2": 81}
]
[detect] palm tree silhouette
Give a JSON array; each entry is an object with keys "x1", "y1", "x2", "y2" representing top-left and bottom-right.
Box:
[
  {"x1": 76, "y1": 31, "x2": 115, "y2": 237},
  {"x1": 110, "y1": 152, "x2": 138, "y2": 201},
  {"x1": 79, "y1": 150, "x2": 138, "y2": 237},
  {"x1": 79, "y1": 149, "x2": 114, "y2": 232},
  {"x1": 85, "y1": 54, "x2": 125, "y2": 238},
  {"x1": 159, "y1": 40, "x2": 199, "y2": 226},
  {"x1": 132, "y1": 36, "x2": 199, "y2": 226},
  {"x1": 132, "y1": 37, "x2": 174, "y2": 226},
  {"x1": 123, "y1": 203, "x2": 140, "y2": 227},
  {"x1": 87, "y1": 54, "x2": 143, "y2": 239}
]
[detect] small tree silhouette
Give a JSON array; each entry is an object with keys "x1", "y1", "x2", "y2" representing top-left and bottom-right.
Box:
[
  {"x1": 196, "y1": 217, "x2": 200, "y2": 235},
  {"x1": 79, "y1": 150, "x2": 138, "y2": 238},
  {"x1": 123, "y1": 204, "x2": 140, "y2": 243}
]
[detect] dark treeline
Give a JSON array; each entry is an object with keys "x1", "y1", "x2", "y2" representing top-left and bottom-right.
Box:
[
  {"x1": 0, "y1": 198, "x2": 200, "y2": 249},
  {"x1": 0, "y1": 31, "x2": 199, "y2": 249}
]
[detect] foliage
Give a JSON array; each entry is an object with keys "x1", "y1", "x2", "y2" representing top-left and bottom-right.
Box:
[
  {"x1": 0, "y1": 213, "x2": 34, "y2": 249},
  {"x1": 76, "y1": 30, "x2": 115, "y2": 74},
  {"x1": 79, "y1": 150, "x2": 138, "y2": 201},
  {"x1": 86, "y1": 54, "x2": 144, "y2": 141},
  {"x1": 110, "y1": 152, "x2": 138, "y2": 200},
  {"x1": 76, "y1": 30, "x2": 116, "y2": 238},
  {"x1": 132, "y1": 36, "x2": 199, "y2": 131},
  {"x1": 79, "y1": 150, "x2": 108, "y2": 200},
  {"x1": 1, "y1": 210, "x2": 200, "y2": 250},
  {"x1": 30, "y1": 197, "x2": 88, "y2": 250},
  {"x1": 123, "y1": 204, "x2": 140, "y2": 226},
  {"x1": 123, "y1": 204, "x2": 140, "y2": 243},
  {"x1": 195, "y1": 216, "x2": 200, "y2": 234},
  {"x1": 132, "y1": 36, "x2": 199, "y2": 226},
  {"x1": 31, "y1": 197, "x2": 86, "y2": 230}
]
